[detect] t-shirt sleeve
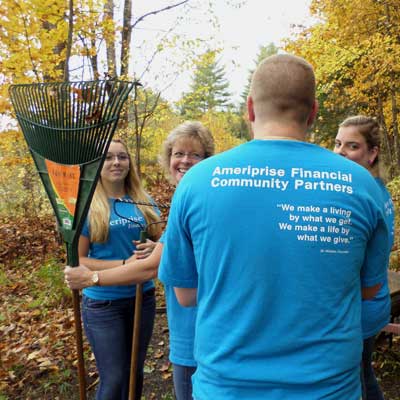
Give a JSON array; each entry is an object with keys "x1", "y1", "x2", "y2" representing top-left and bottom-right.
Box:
[
  {"x1": 158, "y1": 188, "x2": 198, "y2": 288},
  {"x1": 81, "y1": 219, "x2": 90, "y2": 238},
  {"x1": 360, "y1": 211, "x2": 390, "y2": 288}
]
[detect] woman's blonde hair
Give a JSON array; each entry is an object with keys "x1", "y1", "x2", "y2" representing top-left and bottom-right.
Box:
[
  {"x1": 89, "y1": 139, "x2": 161, "y2": 243},
  {"x1": 159, "y1": 121, "x2": 215, "y2": 184}
]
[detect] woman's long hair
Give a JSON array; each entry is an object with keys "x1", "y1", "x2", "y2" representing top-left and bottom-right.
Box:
[{"x1": 89, "y1": 139, "x2": 161, "y2": 243}]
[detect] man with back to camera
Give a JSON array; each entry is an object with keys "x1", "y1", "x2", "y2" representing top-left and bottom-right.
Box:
[{"x1": 158, "y1": 54, "x2": 389, "y2": 400}]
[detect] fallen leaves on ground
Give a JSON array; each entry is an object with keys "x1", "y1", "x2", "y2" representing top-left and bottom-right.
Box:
[{"x1": 0, "y1": 182, "x2": 175, "y2": 399}]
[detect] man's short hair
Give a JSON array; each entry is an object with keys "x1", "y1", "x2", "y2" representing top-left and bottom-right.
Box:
[{"x1": 250, "y1": 54, "x2": 316, "y2": 124}]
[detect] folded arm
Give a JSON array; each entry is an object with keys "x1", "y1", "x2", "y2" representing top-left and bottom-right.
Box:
[
  {"x1": 78, "y1": 235, "x2": 137, "y2": 270},
  {"x1": 65, "y1": 242, "x2": 163, "y2": 289}
]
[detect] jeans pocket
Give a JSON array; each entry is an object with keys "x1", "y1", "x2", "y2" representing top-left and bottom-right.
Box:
[{"x1": 84, "y1": 298, "x2": 112, "y2": 310}]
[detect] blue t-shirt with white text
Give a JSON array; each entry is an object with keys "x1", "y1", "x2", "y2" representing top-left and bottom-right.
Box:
[{"x1": 159, "y1": 140, "x2": 389, "y2": 400}]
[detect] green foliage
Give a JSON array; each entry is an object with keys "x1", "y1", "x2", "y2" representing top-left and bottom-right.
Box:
[
  {"x1": 178, "y1": 49, "x2": 232, "y2": 118},
  {"x1": 160, "y1": 393, "x2": 175, "y2": 400},
  {"x1": 196, "y1": 110, "x2": 244, "y2": 153},
  {"x1": 29, "y1": 258, "x2": 70, "y2": 309},
  {"x1": 0, "y1": 129, "x2": 51, "y2": 217},
  {"x1": 386, "y1": 177, "x2": 400, "y2": 271},
  {"x1": 311, "y1": 91, "x2": 354, "y2": 148},
  {"x1": 116, "y1": 87, "x2": 181, "y2": 176}
]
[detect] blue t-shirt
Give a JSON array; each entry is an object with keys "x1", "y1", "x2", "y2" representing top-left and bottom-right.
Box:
[
  {"x1": 159, "y1": 233, "x2": 197, "y2": 367},
  {"x1": 159, "y1": 140, "x2": 389, "y2": 400},
  {"x1": 83, "y1": 197, "x2": 155, "y2": 300},
  {"x1": 361, "y1": 178, "x2": 395, "y2": 338}
]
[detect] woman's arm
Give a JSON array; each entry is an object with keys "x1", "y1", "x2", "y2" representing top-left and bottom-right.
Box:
[
  {"x1": 65, "y1": 243, "x2": 163, "y2": 289},
  {"x1": 78, "y1": 235, "x2": 138, "y2": 271}
]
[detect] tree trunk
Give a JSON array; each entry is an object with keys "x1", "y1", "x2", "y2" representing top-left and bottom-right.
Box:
[
  {"x1": 390, "y1": 87, "x2": 400, "y2": 175},
  {"x1": 90, "y1": 37, "x2": 99, "y2": 79},
  {"x1": 103, "y1": 0, "x2": 117, "y2": 77},
  {"x1": 121, "y1": 0, "x2": 132, "y2": 77},
  {"x1": 377, "y1": 96, "x2": 394, "y2": 178},
  {"x1": 64, "y1": 0, "x2": 74, "y2": 81},
  {"x1": 42, "y1": 21, "x2": 66, "y2": 81}
]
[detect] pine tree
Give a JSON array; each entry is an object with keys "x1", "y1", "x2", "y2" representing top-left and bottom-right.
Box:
[{"x1": 179, "y1": 50, "x2": 231, "y2": 118}]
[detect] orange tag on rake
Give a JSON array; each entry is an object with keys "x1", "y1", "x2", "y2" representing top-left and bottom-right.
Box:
[{"x1": 45, "y1": 160, "x2": 80, "y2": 229}]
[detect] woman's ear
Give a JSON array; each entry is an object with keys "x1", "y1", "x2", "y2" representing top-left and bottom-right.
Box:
[{"x1": 368, "y1": 146, "x2": 379, "y2": 165}]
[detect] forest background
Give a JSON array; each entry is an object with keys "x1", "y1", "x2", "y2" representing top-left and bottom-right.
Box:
[{"x1": 0, "y1": 0, "x2": 399, "y2": 399}]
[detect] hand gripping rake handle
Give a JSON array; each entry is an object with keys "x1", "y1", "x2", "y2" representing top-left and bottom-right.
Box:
[{"x1": 129, "y1": 229, "x2": 147, "y2": 400}]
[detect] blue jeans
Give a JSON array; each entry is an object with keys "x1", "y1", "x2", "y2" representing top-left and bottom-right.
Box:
[
  {"x1": 82, "y1": 289, "x2": 156, "y2": 400},
  {"x1": 361, "y1": 336, "x2": 384, "y2": 400},
  {"x1": 172, "y1": 364, "x2": 196, "y2": 400}
]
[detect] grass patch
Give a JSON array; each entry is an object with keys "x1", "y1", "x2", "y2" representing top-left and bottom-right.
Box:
[
  {"x1": 29, "y1": 258, "x2": 71, "y2": 309},
  {"x1": 0, "y1": 264, "x2": 9, "y2": 286}
]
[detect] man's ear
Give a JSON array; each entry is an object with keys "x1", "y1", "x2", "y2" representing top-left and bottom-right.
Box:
[
  {"x1": 247, "y1": 96, "x2": 255, "y2": 122},
  {"x1": 307, "y1": 99, "x2": 319, "y2": 127}
]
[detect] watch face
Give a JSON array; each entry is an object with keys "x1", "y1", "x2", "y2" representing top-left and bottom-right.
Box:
[{"x1": 92, "y1": 273, "x2": 99, "y2": 285}]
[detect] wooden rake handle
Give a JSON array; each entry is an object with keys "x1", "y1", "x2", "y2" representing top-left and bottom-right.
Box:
[
  {"x1": 129, "y1": 230, "x2": 147, "y2": 400},
  {"x1": 72, "y1": 289, "x2": 87, "y2": 400},
  {"x1": 129, "y1": 283, "x2": 143, "y2": 400}
]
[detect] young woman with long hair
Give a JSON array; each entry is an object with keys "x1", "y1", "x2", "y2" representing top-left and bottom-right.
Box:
[{"x1": 78, "y1": 138, "x2": 161, "y2": 400}]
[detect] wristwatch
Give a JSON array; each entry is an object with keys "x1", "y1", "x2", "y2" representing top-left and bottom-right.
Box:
[{"x1": 91, "y1": 272, "x2": 100, "y2": 286}]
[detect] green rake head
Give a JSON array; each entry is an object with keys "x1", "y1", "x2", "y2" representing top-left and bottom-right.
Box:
[
  {"x1": 9, "y1": 80, "x2": 136, "y2": 265},
  {"x1": 9, "y1": 80, "x2": 135, "y2": 165}
]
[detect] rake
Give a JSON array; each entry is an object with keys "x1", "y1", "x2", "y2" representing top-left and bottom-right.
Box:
[{"x1": 9, "y1": 80, "x2": 136, "y2": 400}]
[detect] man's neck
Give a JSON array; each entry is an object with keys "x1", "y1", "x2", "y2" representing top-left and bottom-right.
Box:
[{"x1": 252, "y1": 121, "x2": 308, "y2": 142}]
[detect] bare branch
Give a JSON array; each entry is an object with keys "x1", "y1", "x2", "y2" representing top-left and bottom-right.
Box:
[
  {"x1": 138, "y1": 25, "x2": 176, "y2": 81},
  {"x1": 131, "y1": 0, "x2": 190, "y2": 29}
]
